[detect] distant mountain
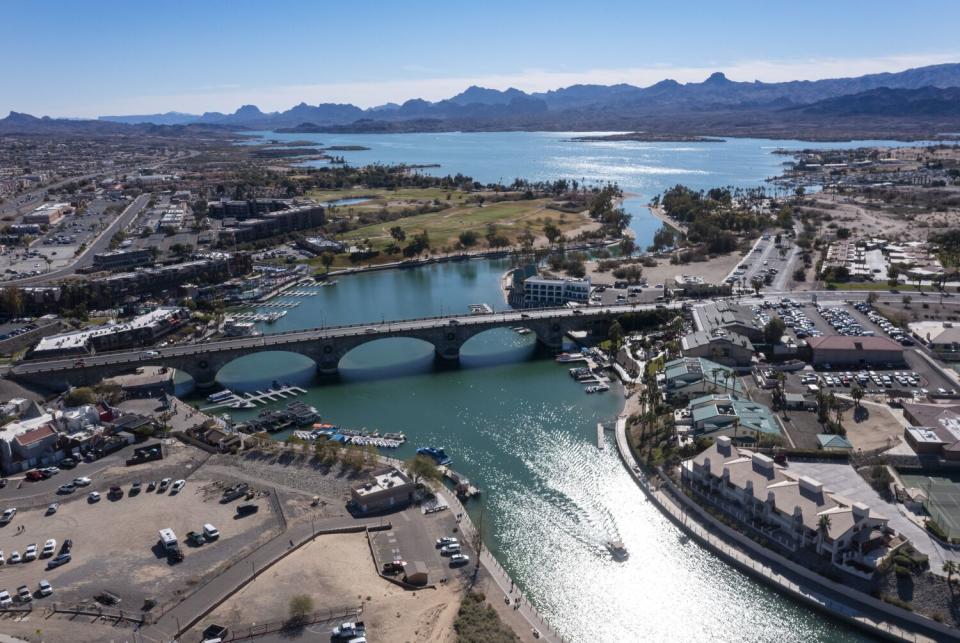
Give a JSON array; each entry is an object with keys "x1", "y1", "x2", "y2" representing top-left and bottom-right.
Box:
[
  {"x1": 789, "y1": 86, "x2": 960, "y2": 117},
  {"x1": 13, "y1": 62, "x2": 960, "y2": 140},
  {"x1": 0, "y1": 111, "x2": 233, "y2": 136}
]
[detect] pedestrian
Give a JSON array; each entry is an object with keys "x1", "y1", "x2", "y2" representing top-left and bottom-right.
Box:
[{"x1": 289, "y1": 539, "x2": 294, "y2": 547}]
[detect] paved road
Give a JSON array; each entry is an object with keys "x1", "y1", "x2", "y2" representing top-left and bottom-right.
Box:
[
  {"x1": 4, "y1": 193, "x2": 150, "y2": 286},
  {"x1": 10, "y1": 302, "x2": 681, "y2": 376}
]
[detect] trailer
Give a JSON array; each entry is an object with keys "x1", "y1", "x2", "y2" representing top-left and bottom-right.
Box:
[{"x1": 158, "y1": 528, "x2": 178, "y2": 551}]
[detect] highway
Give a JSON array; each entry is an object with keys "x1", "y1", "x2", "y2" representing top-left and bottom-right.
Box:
[{"x1": 9, "y1": 303, "x2": 680, "y2": 376}]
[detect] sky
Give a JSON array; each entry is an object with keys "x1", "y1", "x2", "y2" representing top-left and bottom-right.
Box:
[{"x1": 3, "y1": 0, "x2": 960, "y2": 118}]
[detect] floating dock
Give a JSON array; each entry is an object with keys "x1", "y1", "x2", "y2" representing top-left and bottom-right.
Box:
[
  {"x1": 597, "y1": 423, "x2": 605, "y2": 450},
  {"x1": 201, "y1": 385, "x2": 308, "y2": 411}
]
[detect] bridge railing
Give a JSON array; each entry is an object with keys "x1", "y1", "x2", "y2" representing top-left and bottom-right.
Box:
[{"x1": 14, "y1": 303, "x2": 663, "y2": 370}]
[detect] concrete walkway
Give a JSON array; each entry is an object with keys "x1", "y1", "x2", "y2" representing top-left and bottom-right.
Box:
[
  {"x1": 141, "y1": 515, "x2": 383, "y2": 643},
  {"x1": 440, "y1": 489, "x2": 562, "y2": 643}
]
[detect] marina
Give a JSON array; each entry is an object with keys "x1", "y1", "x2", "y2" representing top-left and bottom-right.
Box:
[
  {"x1": 201, "y1": 384, "x2": 309, "y2": 411},
  {"x1": 469, "y1": 303, "x2": 494, "y2": 314},
  {"x1": 291, "y1": 424, "x2": 408, "y2": 448}
]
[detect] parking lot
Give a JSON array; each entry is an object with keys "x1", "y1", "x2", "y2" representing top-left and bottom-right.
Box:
[{"x1": 0, "y1": 452, "x2": 280, "y2": 610}]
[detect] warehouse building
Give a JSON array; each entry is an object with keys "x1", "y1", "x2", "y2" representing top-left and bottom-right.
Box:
[{"x1": 806, "y1": 335, "x2": 904, "y2": 367}]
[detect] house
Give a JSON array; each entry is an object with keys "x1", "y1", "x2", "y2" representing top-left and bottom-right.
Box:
[
  {"x1": 784, "y1": 392, "x2": 816, "y2": 411},
  {"x1": 680, "y1": 330, "x2": 755, "y2": 369},
  {"x1": 817, "y1": 434, "x2": 854, "y2": 451},
  {"x1": 806, "y1": 335, "x2": 904, "y2": 368},
  {"x1": 350, "y1": 467, "x2": 415, "y2": 514},
  {"x1": 660, "y1": 357, "x2": 741, "y2": 400},
  {"x1": 0, "y1": 413, "x2": 61, "y2": 474},
  {"x1": 683, "y1": 436, "x2": 898, "y2": 576}
]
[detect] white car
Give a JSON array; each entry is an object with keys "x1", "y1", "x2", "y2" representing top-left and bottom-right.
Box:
[
  {"x1": 0, "y1": 550, "x2": 4, "y2": 565},
  {"x1": 0, "y1": 590, "x2": 10, "y2": 608},
  {"x1": 0, "y1": 508, "x2": 16, "y2": 525},
  {"x1": 440, "y1": 543, "x2": 461, "y2": 556},
  {"x1": 436, "y1": 536, "x2": 458, "y2": 548},
  {"x1": 9, "y1": 551, "x2": 20, "y2": 564},
  {"x1": 171, "y1": 479, "x2": 186, "y2": 493},
  {"x1": 23, "y1": 544, "x2": 37, "y2": 561},
  {"x1": 73, "y1": 477, "x2": 92, "y2": 487},
  {"x1": 37, "y1": 580, "x2": 52, "y2": 597},
  {"x1": 42, "y1": 539, "x2": 56, "y2": 557},
  {"x1": 88, "y1": 491, "x2": 101, "y2": 502},
  {"x1": 449, "y1": 553, "x2": 470, "y2": 566}
]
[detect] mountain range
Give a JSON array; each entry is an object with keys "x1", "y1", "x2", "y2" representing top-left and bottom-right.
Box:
[{"x1": 5, "y1": 63, "x2": 960, "y2": 139}]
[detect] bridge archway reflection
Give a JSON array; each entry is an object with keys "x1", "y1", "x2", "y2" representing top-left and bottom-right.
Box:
[
  {"x1": 338, "y1": 337, "x2": 437, "y2": 382},
  {"x1": 459, "y1": 327, "x2": 537, "y2": 368},
  {"x1": 215, "y1": 351, "x2": 317, "y2": 392}
]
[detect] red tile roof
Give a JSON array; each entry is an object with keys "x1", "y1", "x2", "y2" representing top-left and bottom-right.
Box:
[
  {"x1": 806, "y1": 335, "x2": 903, "y2": 352},
  {"x1": 14, "y1": 424, "x2": 57, "y2": 447}
]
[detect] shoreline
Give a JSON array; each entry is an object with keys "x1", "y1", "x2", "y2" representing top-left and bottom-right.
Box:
[
  {"x1": 612, "y1": 421, "x2": 953, "y2": 643},
  {"x1": 646, "y1": 204, "x2": 687, "y2": 234}
]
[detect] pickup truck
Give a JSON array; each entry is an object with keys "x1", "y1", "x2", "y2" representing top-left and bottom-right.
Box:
[{"x1": 332, "y1": 621, "x2": 365, "y2": 638}]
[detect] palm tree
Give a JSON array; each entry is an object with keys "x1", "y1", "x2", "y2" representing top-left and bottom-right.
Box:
[
  {"x1": 944, "y1": 561, "x2": 958, "y2": 592},
  {"x1": 816, "y1": 514, "x2": 832, "y2": 555},
  {"x1": 710, "y1": 367, "x2": 722, "y2": 393},
  {"x1": 851, "y1": 386, "x2": 864, "y2": 410}
]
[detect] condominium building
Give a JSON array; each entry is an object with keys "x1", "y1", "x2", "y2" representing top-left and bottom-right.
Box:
[{"x1": 522, "y1": 276, "x2": 591, "y2": 307}]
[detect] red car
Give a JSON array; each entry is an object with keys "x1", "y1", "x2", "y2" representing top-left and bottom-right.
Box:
[{"x1": 25, "y1": 470, "x2": 45, "y2": 482}]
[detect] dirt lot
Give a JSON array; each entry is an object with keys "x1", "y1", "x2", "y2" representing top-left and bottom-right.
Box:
[
  {"x1": 0, "y1": 462, "x2": 280, "y2": 613},
  {"x1": 203, "y1": 532, "x2": 460, "y2": 643},
  {"x1": 841, "y1": 399, "x2": 907, "y2": 451},
  {"x1": 586, "y1": 250, "x2": 743, "y2": 288}
]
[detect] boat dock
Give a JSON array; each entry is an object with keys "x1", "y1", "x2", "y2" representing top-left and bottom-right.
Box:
[
  {"x1": 202, "y1": 385, "x2": 308, "y2": 411},
  {"x1": 438, "y1": 465, "x2": 481, "y2": 499},
  {"x1": 597, "y1": 423, "x2": 605, "y2": 450},
  {"x1": 468, "y1": 303, "x2": 493, "y2": 314}
]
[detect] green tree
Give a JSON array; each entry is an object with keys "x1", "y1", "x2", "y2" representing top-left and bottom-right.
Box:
[
  {"x1": 65, "y1": 386, "x2": 96, "y2": 407},
  {"x1": 405, "y1": 455, "x2": 441, "y2": 485},
  {"x1": 543, "y1": 219, "x2": 562, "y2": 244},
  {"x1": 763, "y1": 318, "x2": 786, "y2": 344},
  {"x1": 320, "y1": 252, "x2": 335, "y2": 272},
  {"x1": 851, "y1": 385, "x2": 864, "y2": 409},
  {"x1": 389, "y1": 226, "x2": 406, "y2": 243},
  {"x1": 458, "y1": 230, "x2": 479, "y2": 247},
  {"x1": 608, "y1": 320, "x2": 625, "y2": 350}
]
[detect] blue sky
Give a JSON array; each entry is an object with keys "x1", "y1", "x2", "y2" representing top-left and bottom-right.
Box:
[{"x1": 4, "y1": 0, "x2": 960, "y2": 117}]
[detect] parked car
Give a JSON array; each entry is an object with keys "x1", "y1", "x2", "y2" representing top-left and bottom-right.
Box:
[
  {"x1": 0, "y1": 508, "x2": 16, "y2": 525},
  {"x1": 440, "y1": 543, "x2": 461, "y2": 556},
  {"x1": 108, "y1": 486, "x2": 123, "y2": 499},
  {"x1": 46, "y1": 503, "x2": 59, "y2": 516},
  {"x1": 130, "y1": 481, "x2": 142, "y2": 494},
  {"x1": 147, "y1": 480, "x2": 157, "y2": 491},
  {"x1": 436, "y1": 537, "x2": 458, "y2": 548},
  {"x1": 0, "y1": 590, "x2": 11, "y2": 608},
  {"x1": 23, "y1": 544, "x2": 37, "y2": 561},
  {"x1": 186, "y1": 531, "x2": 206, "y2": 546},
  {"x1": 42, "y1": 540, "x2": 56, "y2": 557},
  {"x1": 171, "y1": 479, "x2": 186, "y2": 493},
  {"x1": 73, "y1": 477, "x2": 91, "y2": 487},
  {"x1": 332, "y1": 621, "x2": 365, "y2": 638},
  {"x1": 159, "y1": 478, "x2": 172, "y2": 491},
  {"x1": 16, "y1": 586, "x2": 31, "y2": 602},
  {"x1": 37, "y1": 580, "x2": 52, "y2": 597},
  {"x1": 59, "y1": 458, "x2": 77, "y2": 470},
  {"x1": 236, "y1": 504, "x2": 259, "y2": 517},
  {"x1": 449, "y1": 553, "x2": 470, "y2": 567},
  {"x1": 202, "y1": 523, "x2": 220, "y2": 540},
  {"x1": 0, "y1": 551, "x2": 4, "y2": 565},
  {"x1": 9, "y1": 551, "x2": 21, "y2": 564},
  {"x1": 46, "y1": 553, "x2": 71, "y2": 569},
  {"x1": 58, "y1": 483, "x2": 76, "y2": 494},
  {"x1": 88, "y1": 491, "x2": 101, "y2": 503},
  {"x1": 60, "y1": 539, "x2": 73, "y2": 554}
]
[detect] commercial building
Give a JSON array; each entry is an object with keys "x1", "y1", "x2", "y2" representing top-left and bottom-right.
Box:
[
  {"x1": 683, "y1": 437, "x2": 899, "y2": 576},
  {"x1": 694, "y1": 302, "x2": 765, "y2": 343},
  {"x1": 22, "y1": 202, "x2": 70, "y2": 226},
  {"x1": 909, "y1": 322, "x2": 960, "y2": 358},
  {"x1": 680, "y1": 330, "x2": 755, "y2": 369},
  {"x1": 30, "y1": 307, "x2": 187, "y2": 358},
  {"x1": 0, "y1": 412, "x2": 60, "y2": 474},
  {"x1": 806, "y1": 335, "x2": 904, "y2": 368},
  {"x1": 679, "y1": 393, "x2": 779, "y2": 443},
  {"x1": 522, "y1": 276, "x2": 591, "y2": 307},
  {"x1": 659, "y1": 357, "x2": 742, "y2": 400},
  {"x1": 350, "y1": 466, "x2": 415, "y2": 514},
  {"x1": 93, "y1": 248, "x2": 154, "y2": 271}
]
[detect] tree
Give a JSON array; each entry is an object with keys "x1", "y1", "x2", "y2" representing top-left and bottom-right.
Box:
[
  {"x1": 458, "y1": 230, "x2": 479, "y2": 247},
  {"x1": 851, "y1": 385, "x2": 864, "y2": 409},
  {"x1": 320, "y1": 252, "x2": 335, "y2": 272},
  {"x1": 866, "y1": 291, "x2": 879, "y2": 305},
  {"x1": 619, "y1": 238, "x2": 636, "y2": 256},
  {"x1": 389, "y1": 226, "x2": 406, "y2": 243},
  {"x1": 288, "y1": 594, "x2": 314, "y2": 625},
  {"x1": 404, "y1": 455, "x2": 441, "y2": 485},
  {"x1": 608, "y1": 320, "x2": 624, "y2": 350},
  {"x1": 0, "y1": 286, "x2": 23, "y2": 317},
  {"x1": 816, "y1": 514, "x2": 831, "y2": 554},
  {"x1": 943, "y1": 561, "x2": 957, "y2": 589},
  {"x1": 750, "y1": 277, "x2": 764, "y2": 295},
  {"x1": 764, "y1": 318, "x2": 786, "y2": 345},
  {"x1": 543, "y1": 219, "x2": 562, "y2": 244},
  {"x1": 65, "y1": 386, "x2": 96, "y2": 407}
]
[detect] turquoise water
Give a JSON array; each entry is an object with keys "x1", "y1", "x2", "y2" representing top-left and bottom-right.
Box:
[
  {"x1": 247, "y1": 130, "x2": 924, "y2": 248},
  {"x1": 209, "y1": 133, "x2": 890, "y2": 641}
]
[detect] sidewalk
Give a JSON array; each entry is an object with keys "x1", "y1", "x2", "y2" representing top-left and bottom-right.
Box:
[{"x1": 612, "y1": 420, "x2": 941, "y2": 643}]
